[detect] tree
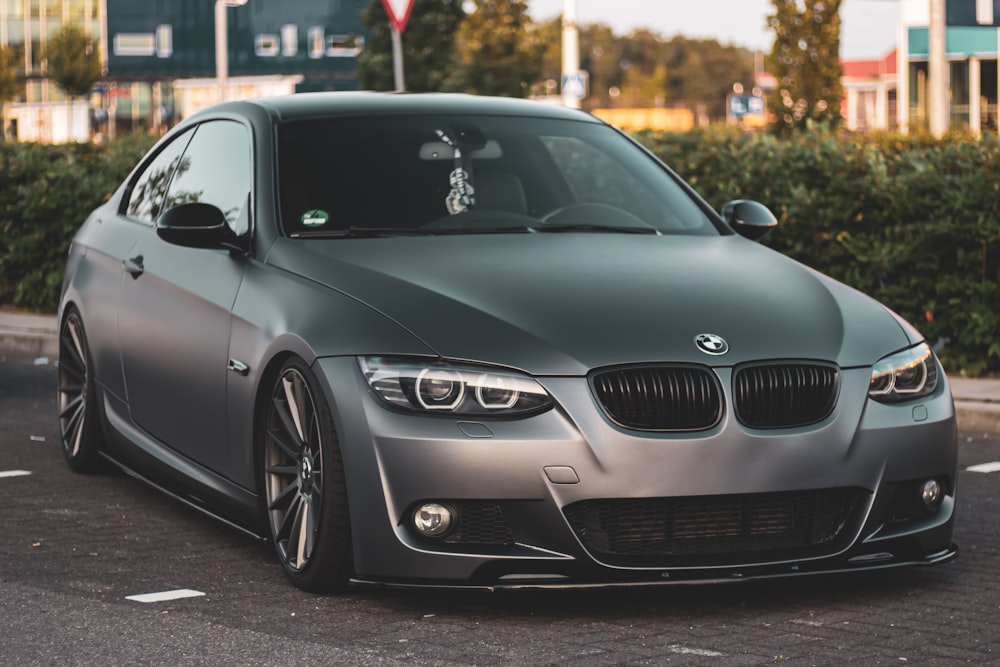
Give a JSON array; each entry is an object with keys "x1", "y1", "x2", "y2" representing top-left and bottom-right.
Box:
[
  {"x1": 578, "y1": 24, "x2": 626, "y2": 108},
  {"x1": 46, "y1": 25, "x2": 102, "y2": 141},
  {"x1": 357, "y1": 0, "x2": 466, "y2": 92},
  {"x1": 663, "y1": 37, "x2": 754, "y2": 122},
  {"x1": 453, "y1": 0, "x2": 542, "y2": 97},
  {"x1": 0, "y1": 45, "x2": 20, "y2": 141},
  {"x1": 46, "y1": 25, "x2": 102, "y2": 98},
  {"x1": 526, "y1": 16, "x2": 561, "y2": 98},
  {"x1": 768, "y1": 0, "x2": 844, "y2": 132},
  {"x1": 617, "y1": 29, "x2": 670, "y2": 107}
]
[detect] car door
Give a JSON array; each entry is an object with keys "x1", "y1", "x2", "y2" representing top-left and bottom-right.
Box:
[{"x1": 117, "y1": 119, "x2": 252, "y2": 474}]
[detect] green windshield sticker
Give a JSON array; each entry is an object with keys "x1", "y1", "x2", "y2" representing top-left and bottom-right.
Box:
[{"x1": 301, "y1": 210, "x2": 329, "y2": 227}]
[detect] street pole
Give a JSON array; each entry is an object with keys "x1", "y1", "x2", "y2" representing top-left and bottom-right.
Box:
[
  {"x1": 928, "y1": 0, "x2": 948, "y2": 136},
  {"x1": 215, "y1": 0, "x2": 248, "y2": 104},
  {"x1": 215, "y1": 0, "x2": 228, "y2": 103},
  {"x1": 391, "y1": 26, "x2": 405, "y2": 92},
  {"x1": 561, "y1": 0, "x2": 580, "y2": 108}
]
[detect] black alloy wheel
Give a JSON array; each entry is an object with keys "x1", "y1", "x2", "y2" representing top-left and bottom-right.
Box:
[
  {"x1": 262, "y1": 358, "x2": 352, "y2": 592},
  {"x1": 57, "y1": 308, "x2": 104, "y2": 472}
]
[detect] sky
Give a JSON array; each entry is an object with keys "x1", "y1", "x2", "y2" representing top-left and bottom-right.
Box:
[{"x1": 527, "y1": 0, "x2": 901, "y2": 61}]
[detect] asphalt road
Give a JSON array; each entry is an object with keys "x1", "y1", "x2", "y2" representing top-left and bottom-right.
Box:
[{"x1": 2, "y1": 360, "x2": 998, "y2": 666}]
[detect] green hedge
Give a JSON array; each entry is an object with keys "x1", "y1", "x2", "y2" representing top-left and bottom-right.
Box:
[
  {"x1": 640, "y1": 127, "x2": 1000, "y2": 376},
  {"x1": 1, "y1": 129, "x2": 997, "y2": 375},
  {"x1": 0, "y1": 134, "x2": 155, "y2": 312}
]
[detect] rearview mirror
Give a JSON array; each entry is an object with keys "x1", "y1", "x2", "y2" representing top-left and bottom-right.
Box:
[
  {"x1": 721, "y1": 200, "x2": 778, "y2": 241},
  {"x1": 157, "y1": 202, "x2": 236, "y2": 249}
]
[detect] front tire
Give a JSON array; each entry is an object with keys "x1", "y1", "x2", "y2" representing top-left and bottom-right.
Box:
[
  {"x1": 262, "y1": 358, "x2": 352, "y2": 592},
  {"x1": 57, "y1": 308, "x2": 105, "y2": 473}
]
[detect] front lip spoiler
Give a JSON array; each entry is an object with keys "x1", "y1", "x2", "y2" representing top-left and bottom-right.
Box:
[{"x1": 349, "y1": 544, "x2": 958, "y2": 592}]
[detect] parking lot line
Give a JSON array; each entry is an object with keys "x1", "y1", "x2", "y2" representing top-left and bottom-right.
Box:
[
  {"x1": 966, "y1": 461, "x2": 1000, "y2": 473},
  {"x1": 0, "y1": 470, "x2": 31, "y2": 479},
  {"x1": 126, "y1": 589, "x2": 206, "y2": 603}
]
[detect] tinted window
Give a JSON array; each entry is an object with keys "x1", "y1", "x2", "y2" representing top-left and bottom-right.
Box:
[
  {"x1": 541, "y1": 135, "x2": 698, "y2": 230},
  {"x1": 125, "y1": 128, "x2": 194, "y2": 223},
  {"x1": 277, "y1": 114, "x2": 717, "y2": 237},
  {"x1": 165, "y1": 120, "x2": 252, "y2": 234}
]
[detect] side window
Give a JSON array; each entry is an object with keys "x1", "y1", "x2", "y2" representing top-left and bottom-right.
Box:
[
  {"x1": 164, "y1": 120, "x2": 252, "y2": 235},
  {"x1": 125, "y1": 128, "x2": 194, "y2": 223}
]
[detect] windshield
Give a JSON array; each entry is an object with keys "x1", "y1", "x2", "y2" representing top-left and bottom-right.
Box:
[{"x1": 277, "y1": 114, "x2": 719, "y2": 238}]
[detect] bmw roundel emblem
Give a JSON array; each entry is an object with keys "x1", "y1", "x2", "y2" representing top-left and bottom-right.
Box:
[{"x1": 694, "y1": 333, "x2": 729, "y2": 356}]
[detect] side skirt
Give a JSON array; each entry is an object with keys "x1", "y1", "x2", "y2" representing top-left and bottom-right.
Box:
[{"x1": 100, "y1": 390, "x2": 266, "y2": 540}]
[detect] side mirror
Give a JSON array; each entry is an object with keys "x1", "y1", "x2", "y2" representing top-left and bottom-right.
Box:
[
  {"x1": 721, "y1": 200, "x2": 778, "y2": 241},
  {"x1": 157, "y1": 202, "x2": 236, "y2": 249}
]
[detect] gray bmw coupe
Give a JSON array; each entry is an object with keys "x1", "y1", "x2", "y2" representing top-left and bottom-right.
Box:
[{"x1": 58, "y1": 93, "x2": 957, "y2": 592}]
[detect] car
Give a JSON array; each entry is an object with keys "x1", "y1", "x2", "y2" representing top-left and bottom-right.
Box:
[{"x1": 57, "y1": 92, "x2": 957, "y2": 592}]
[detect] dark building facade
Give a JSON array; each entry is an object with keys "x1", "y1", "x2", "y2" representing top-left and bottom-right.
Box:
[
  {"x1": 106, "y1": 0, "x2": 367, "y2": 83},
  {"x1": 102, "y1": 0, "x2": 368, "y2": 131}
]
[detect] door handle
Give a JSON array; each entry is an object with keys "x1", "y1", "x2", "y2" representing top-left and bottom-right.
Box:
[{"x1": 123, "y1": 255, "x2": 144, "y2": 278}]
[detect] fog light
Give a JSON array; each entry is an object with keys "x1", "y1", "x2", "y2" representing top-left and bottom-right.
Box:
[
  {"x1": 413, "y1": 503, "x2": 454, "y2": 537},
  {"x1": 921, "y1": 479, "x2": 942, "y2": 509}
]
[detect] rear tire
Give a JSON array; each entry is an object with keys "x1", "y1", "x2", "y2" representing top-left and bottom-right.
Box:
[
  {"x1": 261, "y1": 357, "x2": 352, "y2": 592},
  {"x1": 57, "y1": 308, "x2": 105, "y2": 473}
]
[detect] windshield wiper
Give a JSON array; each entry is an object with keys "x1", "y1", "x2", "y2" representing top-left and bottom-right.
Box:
[
  {"x1": 533, "y1": 224, "x2": 659, "y2": 235},
  {"x1": 291, "y1": 226, "x2": 434, "y2": 238},
  {"x1": 425, "y1": 225, "x2": 535, "y2": 235}
]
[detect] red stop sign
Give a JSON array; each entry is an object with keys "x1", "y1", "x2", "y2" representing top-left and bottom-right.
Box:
[{"x1": 380, "y1": 0, "x2": 416, "y2": 33}]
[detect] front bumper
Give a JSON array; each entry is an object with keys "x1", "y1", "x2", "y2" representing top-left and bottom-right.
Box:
[{"x1": 315, "y1": 357, "x2": 959, "y2": 588}]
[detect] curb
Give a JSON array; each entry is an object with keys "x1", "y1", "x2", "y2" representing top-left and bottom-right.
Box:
[
  {"x1": 0, "y1": 314, "x2": 59, "y2": 363},
  {"x1": 954, "y1": 400, "x2": 1000, "y2": 437}
]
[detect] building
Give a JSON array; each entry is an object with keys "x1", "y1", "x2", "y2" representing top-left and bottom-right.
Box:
[
  {"x1": 0, "y1": 0, "x2": 369, "y2": 140},
  {"x1": 841, "y1": 50, "x2": 897, "y2": 133},
  {"x1": 839, "y1": 0, "x2": 1000, "y2": 134},
  {"x1": 0, "y1": 1, "x2": 102, "y2": 141},
  {"x1": 898, "y1": 0, "x2": 1000, "y2": 133}
]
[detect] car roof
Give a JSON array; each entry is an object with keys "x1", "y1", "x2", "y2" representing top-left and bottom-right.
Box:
[{"x1": 193, "y1": 91, "x2": 602, "y2": 124}]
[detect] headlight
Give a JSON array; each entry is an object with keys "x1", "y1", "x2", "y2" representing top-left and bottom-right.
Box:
[
  {"x1": 359, "y1": 356, "x2": 553, "y2": 417},
  {"x1": 869, "y1": 342, "x2": 939, "y2": 403}
]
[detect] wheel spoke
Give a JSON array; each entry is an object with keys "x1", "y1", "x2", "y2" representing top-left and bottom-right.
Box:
[
  {"x1": 282, "y1": 375, "x2": 306, "y2": 442},
  {"x1": 59, "y1": 382, "x2": 84, "y2": 398},
  {"x1": 70, "y1": 408, "x2": 85, "y2": 457},
  {"x1": 271, "y1": 395, "x2": 305, "y2": 454},
  {"x1": 60, "y1": 361, "x2": 85, "y2": 383},
  {"x1": 295, "y1": 498, "x2": 310, "y2": 568},
  {"x1": 267, "y1": 480, "x2": 299, "y2": 513},
  {"x1": 266, "y1": 423, "x2": 300, "y2": 461},
  {"x1": 276, "y1": 493, "x2": 302, "y2": 543},
  {"x1": 66, "y1": 318, "x2": 86, "y2": 370},
  {"x1": 266, "y1": 464, "x2": 298, "y2": 477},
  {"x1": 59, "y1": 393, "x2": 84, "y2": 421},
  {"x1": 286, "y1": 495, "x2": 306, "y2": 566}
]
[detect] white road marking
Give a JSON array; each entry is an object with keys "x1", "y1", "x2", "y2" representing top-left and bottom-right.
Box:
[
  {"x1": 0, "y1": 470, "x2": 31, "y2": 479},
  {"x1": 967, "y1": 461, "x2": 1000, "y2": 474},
  {"x1": 126, "y1": 589, "x2": 206, "y2": 603},
  {"x1": 668, "y1": 645, "x2": 724, "y2": 657}
]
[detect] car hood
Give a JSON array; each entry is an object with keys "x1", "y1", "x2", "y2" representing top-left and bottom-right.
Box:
[{"x1": 265, "y1": 234, "x2": 914, "y2": 375}]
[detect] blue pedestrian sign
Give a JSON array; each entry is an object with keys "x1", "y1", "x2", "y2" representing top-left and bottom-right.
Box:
[
  {"x1": 729, "y1": 95, "x2": 765, "y2": 118},
  {"x1": 562, "y1": 72, "x2": 588, "y2": 100}
]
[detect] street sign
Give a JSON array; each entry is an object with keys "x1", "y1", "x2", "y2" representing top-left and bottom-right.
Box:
[
  {"x1": 561, "y1": 72, "x2": 588, "y2": 100},
  {"x1": 381, "y1": 0, "x2": 415, "y2": 34},
  {"x1": 728, "y1": 95, "x2": 765, "y2": 118}
]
